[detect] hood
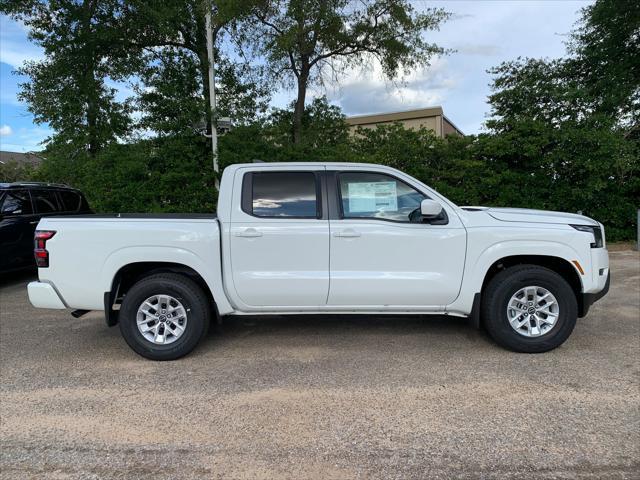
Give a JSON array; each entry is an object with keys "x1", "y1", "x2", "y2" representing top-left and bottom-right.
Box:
[{"x1": 460, "y1": 206, "x2": 598, "y2": 226}]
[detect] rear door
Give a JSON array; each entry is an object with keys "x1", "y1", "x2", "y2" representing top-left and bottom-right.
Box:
[
  {"x1": 0, "y1": 189, "x2": 38, "y2": 271},
  {"x1": 327, "y1": 169, "x2": 466, "y2": 308},
  {"x1": 227, "y1": 168, "x2": 330, "y2": 308}
]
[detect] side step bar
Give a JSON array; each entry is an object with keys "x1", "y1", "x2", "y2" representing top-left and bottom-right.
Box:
[{"x1": 71, "y1": 309, "x2": 90, "y2": 318}]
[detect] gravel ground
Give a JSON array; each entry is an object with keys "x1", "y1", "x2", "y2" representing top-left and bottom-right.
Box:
[{"x1": 0, "y1": 251, "x2": 638, "y2": 479}]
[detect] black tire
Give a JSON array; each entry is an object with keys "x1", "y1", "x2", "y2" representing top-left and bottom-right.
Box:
[
  {"x1": 482, "y1": 265, "x2": 578, "y2": 353},
  {"x1": 118, "y1": 273, "x2": 210, "y2": 360}
]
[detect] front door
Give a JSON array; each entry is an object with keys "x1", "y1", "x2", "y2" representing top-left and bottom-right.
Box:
[
  {"x1": 228, "y1": 168, "x2": 329, "y2": 308},
  {"x1": 327, "y1": 170, "x2": 466, "y2": 308}
]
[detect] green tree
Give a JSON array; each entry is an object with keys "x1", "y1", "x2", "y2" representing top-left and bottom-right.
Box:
[
  {"x1": 2, "y1": 0, "x2": 268, "y2": 157},
  {"x1": 486, "y1": 58, "x2": 584, "y2": 132},
  {"x1": 218, "y1": 96, "x2": 357, "y2": 168},
  {"x1": 568, "y1": 0, "x2": 640, "y2": 130},
  {"x1": 126, "y1": 0, "x2": 268, "y2": 137},
  {"x1": 264, "y1": 96, "x2": 349, "y2": 147},
  {"x1": 250, "y1": 0, "x2": 450, "y2": 143},
  {"x1": 2, "y1": 0, "x2": 136, "y2": 155},
  {"x1": 483, "y1": 0, "x2": 639, "y2": 240},
  {"x1": 0, "y1": 161, "x2": 38, "y2": 183},
  {"x1": 136, "y1": 47, "x2": 269, "y2": 136}
]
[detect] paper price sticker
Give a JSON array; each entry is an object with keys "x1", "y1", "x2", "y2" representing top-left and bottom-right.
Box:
[{"x1": 347, "y1": 181, "x2": 398, "y2": 213}]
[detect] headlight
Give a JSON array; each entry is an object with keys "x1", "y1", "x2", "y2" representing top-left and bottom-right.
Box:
[{"x1": 571, "y1": 224, "x2": 604, "y2": 248}]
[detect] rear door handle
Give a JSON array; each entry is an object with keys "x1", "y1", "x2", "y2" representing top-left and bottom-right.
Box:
[
  {"x1": 30, "y1": 221, "x2": 39, "y2": 225},
  {"x1": 333, "y1": 229, "x2": 361, "y2": 238},
  {"x1": 234, "y1": 228, "x2": 263, "y2": 238}
]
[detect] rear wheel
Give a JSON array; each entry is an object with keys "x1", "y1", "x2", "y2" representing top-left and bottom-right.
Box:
[
  {"x1": 482, "y1": 265, "x2": 578, "y2": 353},
  {"x1": 119, "y1": 273, "x2": 210, "y2": 360}
]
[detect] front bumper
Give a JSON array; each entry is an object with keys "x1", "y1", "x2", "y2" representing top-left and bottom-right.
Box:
[
  {"x1": 27, "y1": 281, "x2": 66, "y2": 309},
  {"x1": 579, "y1": 272, "x2": 610, "y2": 317}
]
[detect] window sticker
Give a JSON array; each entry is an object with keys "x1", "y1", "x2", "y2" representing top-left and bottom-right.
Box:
[{"x1": 347, "y1": 181, "x2": 398, "y2": 213}]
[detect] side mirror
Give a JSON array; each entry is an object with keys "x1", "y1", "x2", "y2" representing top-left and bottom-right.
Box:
[{"x1": 420, "y1": 199, "x2": 443, "y2": 218}]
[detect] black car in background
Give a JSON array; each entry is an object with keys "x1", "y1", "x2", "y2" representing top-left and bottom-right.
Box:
[{"x1": 0, "y1": 183, "x2": 92, "y2": 274}]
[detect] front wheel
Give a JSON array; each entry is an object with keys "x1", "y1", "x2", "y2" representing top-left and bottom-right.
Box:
[
  {"x1": 482, "y1": 265, "x2": 578, "y2": 353},
  {"x1": 119, "y1": 273, "x2": 210, "y2": 360}
]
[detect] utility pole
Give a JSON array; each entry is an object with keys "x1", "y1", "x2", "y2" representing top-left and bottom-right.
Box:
[{"x1": 205, "y1": 4, "x2": 219, "y2": 190}]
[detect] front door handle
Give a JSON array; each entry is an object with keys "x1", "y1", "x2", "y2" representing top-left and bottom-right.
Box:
[
  {"x1": 333, "y1": 229, "x2": 361, "y2": 238},
  {"x1": 234, "y1": 228, "x2": 263, "y2": 238},
  {"x1": 30, "y1": 221, "x2": 39, "y2": 225}
]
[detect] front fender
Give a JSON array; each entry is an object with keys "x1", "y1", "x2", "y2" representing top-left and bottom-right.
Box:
[
  {"x1": 470, "y1": 239, "x2": 586, "y2": 290},
  {"x1": 447, "y1": 237, "x2": 590, "y2": 315}
]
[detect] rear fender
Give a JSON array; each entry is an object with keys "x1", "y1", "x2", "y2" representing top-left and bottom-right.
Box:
[{"x1": 101, "y1": 246, "x2": 233, "y2": 315}]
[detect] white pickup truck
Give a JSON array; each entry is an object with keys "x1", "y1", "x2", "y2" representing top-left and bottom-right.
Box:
[{"x1": 27, "y1": 162, "x2": 610, "y2": 360}]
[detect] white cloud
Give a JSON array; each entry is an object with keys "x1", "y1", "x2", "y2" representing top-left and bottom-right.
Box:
[
  {"x1": 272, "y1": 0, "x2": 590, "y2": 134},
  {"x1": 0, "y1": 126, "x2": 51, "y2": 152},
  {"x1": 0, "y1": 124, "x2": 13, "y2": 136},
  {"x1": 454, "y1": 44, "x2": 501, "y2": 56},
  {"x1": 312, "y1": 56, "x2": 457, "y2": 116}
]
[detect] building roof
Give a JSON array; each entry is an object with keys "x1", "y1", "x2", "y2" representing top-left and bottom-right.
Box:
[
  {"x1": 0, "y1": 151, "x2": 45, "y2": 167},
  {"x1": 345, "y1": 106, "x2": 464, "y2": 136},
  {"x1": 345, "y1": 106, "x2": 445, "y2": 126}
]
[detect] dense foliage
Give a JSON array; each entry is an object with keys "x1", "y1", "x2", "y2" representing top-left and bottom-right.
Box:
[{"x1": 17, "y1": 93, "x2": 636, "y2": 241}]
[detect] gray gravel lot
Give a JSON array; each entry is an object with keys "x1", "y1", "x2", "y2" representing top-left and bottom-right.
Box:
[{"x1": 1, "y1": 251, "x2": 639, "y2": 479}]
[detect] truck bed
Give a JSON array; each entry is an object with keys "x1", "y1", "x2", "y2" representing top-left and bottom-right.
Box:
[{"x1": 48, "y1": 213, "x2": 217, "y2": 220}]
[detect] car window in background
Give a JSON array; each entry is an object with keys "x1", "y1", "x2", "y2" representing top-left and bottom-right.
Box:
[
  {"x1": 31, "y1": 189, "x2": 61, "y2": 214},
  {"x1": 58, "y1": 190, "x2": 82, "y2": 212},
  {"x1": 0, "y1": 190, "x2": 33, "y2": 216},
  {"x1": 78, "y1": 193, "x2": 91, "y2": 212}
]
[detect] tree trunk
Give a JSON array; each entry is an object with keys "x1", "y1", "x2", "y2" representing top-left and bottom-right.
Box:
[
  {"x1": 82, "y1": 0, "x2": 99, "y2": 156},
  {"x1": 86, "y1": 88, "x2": 99, "y2": 156},
  {"x1": 293, "y1": 68, "x2": 309, "y2": 144}
]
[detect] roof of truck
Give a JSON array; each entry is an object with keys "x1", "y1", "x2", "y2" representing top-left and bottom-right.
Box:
[{"x1": 232, "y1": 162, "x2": 385, "y2": 168}]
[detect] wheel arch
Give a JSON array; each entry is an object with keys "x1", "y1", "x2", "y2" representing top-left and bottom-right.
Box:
[
  {"x1": 482, "y1": 255, "x2": 582, "y2": 293},
  {"x1": 105, "y1": 261, "x2": 218, "y2": 326},
  {"x1": 480, "y1": 255, "x2": 586, "y2": 317}
]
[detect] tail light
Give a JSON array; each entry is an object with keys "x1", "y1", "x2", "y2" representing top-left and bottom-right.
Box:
[{"x1": 34, "y1": 230, "x2": 56, "y2": 267}]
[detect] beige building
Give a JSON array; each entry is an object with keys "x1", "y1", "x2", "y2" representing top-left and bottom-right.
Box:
[{"x1": 345, "y1": 106, "x2": 463, "y2": 138}]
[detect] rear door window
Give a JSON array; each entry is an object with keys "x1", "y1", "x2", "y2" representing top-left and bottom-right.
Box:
[
  {"x1": 245, "y1": 171, "x2": 320, "y2": 218},
  {"x1": 31, "y1": 189, "x2": 61, "y2": 214},
  {"x1": 0, "y1": 190, "x2": 33, "y2": 216}
]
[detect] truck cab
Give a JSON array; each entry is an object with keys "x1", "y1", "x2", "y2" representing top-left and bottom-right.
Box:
[{"x1": 218, "y1": 164, "x2": 466, "y2": 311}]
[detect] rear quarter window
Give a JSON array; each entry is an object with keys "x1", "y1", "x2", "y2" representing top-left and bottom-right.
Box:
[
  {"x1": 31, "y1": 189, "x2": 61, "y2": 214},
  {"x1": 58, "y1": 190, "x2": 82, "y2": 212}
]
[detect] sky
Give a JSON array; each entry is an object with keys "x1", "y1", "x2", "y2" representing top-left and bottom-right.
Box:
[{"x1": 0, "y1": 1, "x2": 592, "y2": 153}]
